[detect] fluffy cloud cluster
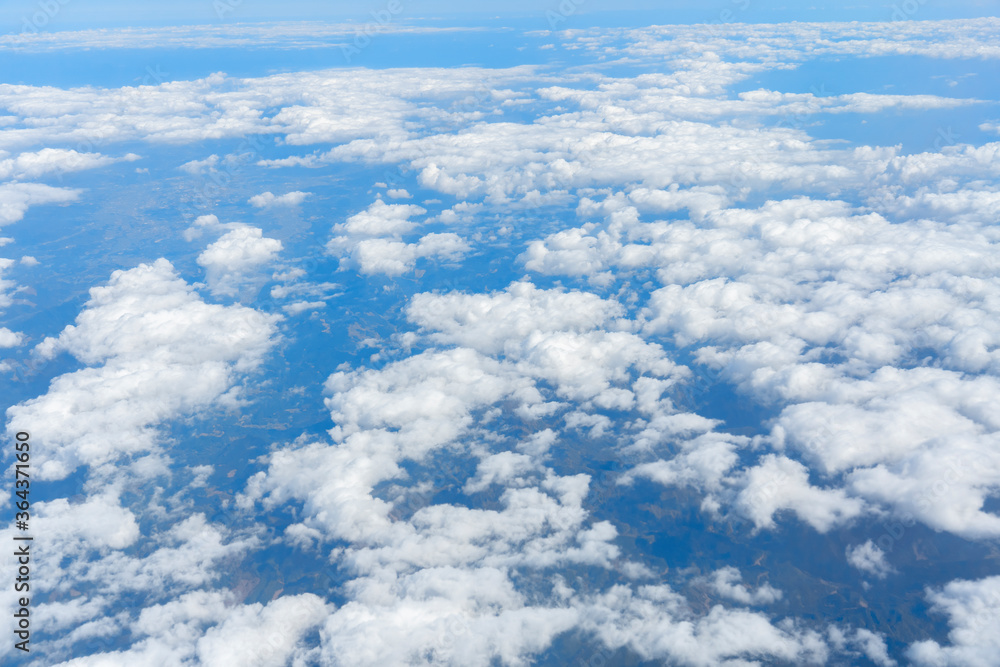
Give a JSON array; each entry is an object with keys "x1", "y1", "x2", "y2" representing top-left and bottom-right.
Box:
[
  {"x1": 706, "y1": 566, "x2": 783, "y2": 605},
  {"x1": 0, "y1": 66, "x2": 540, "y2": 151},
  {"x1": 0, "y1": 148, "x2": 138, "y2": 180},
  {"x1": 550, "y1": 18, "x2": 1000, "y2": 64},
  {"x1": 0, "y1": 22, "x2": 478, "y2": 52},
  {"x1": 196, "y1": 222, "x2": 284, "y2": 297},
  {"x1": 248, "y1": 190, "x2": 310, "y2": 208},
  {"x1": 0, "y1": 181, "x2": 80, "y2": 226},
  {"x1": 6, "y1": 258, "x2": 280, "y2": 478},
  {"x1": 520, "y1": 191, "x2": 1000, "y2": 540},
  {"x1": 908, "y1": 575, "x2": 1000, "y2": 666},
  {"x1": 846, "y1": 541, "x2": 895, "y2": 579},
  {"x1": 0, "y1": 252, "x2": 290, "y2": 663},
  {"x1": 232, "y1": 280, "x2": 851, "y2": 664},
  {"x1": 327, "y1": 199, "x2": 468, "y2": 275},
  {"x1": 50, "y1": 592, "x2": 329, "y2": 667}
]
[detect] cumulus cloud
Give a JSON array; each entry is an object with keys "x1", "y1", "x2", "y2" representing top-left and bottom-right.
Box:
[
  {"x1": 578, "y1": 585, "x2": 827, "y2": 666},
  {"x1": 197, "y1": 225, "x2": 283, "y2": 297},
  {"x1": 520, "y1": 189, "x2": 1000, "y2": 539},
  {"x1": 619, "y1": 431, "x2": 746, "y2": 494},
  {"x1": 334, "y1": 199, "x2": 426, "y2": 237},
  {"x1": 908, "y1": 575, "x2": 1000, "y2": 666},
  {"x1": 178, "y1": 154, "x2": 219, "y2": 174},
  {"x1": 327, "y1": 199, "x2": 468, "y2": 275},
  {"x1": 706, "y1": 566, "x2": 783, "y2": 605},
  {"x1": 0, "y1": 327, "x2": 21, "y2": 347},
  {"x1": 0, "y1": 256, "x2": 290, "y2": 661},
  {"x1": 234, "y1": 282, "x2": 681, "y2": 663},
  {"x1": 407, "y1": 280, "x2": 625, "y2": 354},
  {"x1": 846, "y1": 541, "x2": 895, "y2": 579},
  {"x1": 48, "y1": 592, "x2": 329, "y2": 667},
  {"x1": 829, "y1": 627, "x2": 896, "y2": 667},
  {"x1": 6, "y1": 258, "x2": 280, "y2": 479},
  {"x1": 0, "y1": 66, "x2": 540, "y2": 151},
  {"x1": 229, "y1": 275, "x2": 848, "y2": 664},
  {"x1": 0, "y1": 182, "x2": 80, "y2": 226},
  {"x1": 736, "y1": 455, "x2": 866, "y2": 533},
  {"x1": 405, "y1": 281, "x2": 687, "y2": 409},
  {"x1": 0, "y1": 148, "x2": 138, "y2": 180},
  {"x1": 248, "y1": 190, "x2": 310, "y2": 207}
]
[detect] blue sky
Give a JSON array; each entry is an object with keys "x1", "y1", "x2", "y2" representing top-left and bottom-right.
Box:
[{"x1": 3, "y1": 0, "x2": 998, "y2": 29}]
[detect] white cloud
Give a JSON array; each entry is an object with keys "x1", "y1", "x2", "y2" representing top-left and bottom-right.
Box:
[
  {"x1": 235, "y1": 283, "x2": 669, "y2": 663},
  {"x1": 178, "y1": 154, "x2": 219, "y2": 174},
  {"x1": 908, "y1": 575, "x2": 1000, "y2": 666},
  {"x1": 579, "y1": 585, "x2": 828, "y2": 666},
  {"x1": 48, "y1": 592, "x2": 329, "y2": 667},
  {"x1": 0, "y1": 327, "x2": 21, "y2": 347},
  {"x1": 0, "y1": 66, "x2": 544, "y2": 153},
  {"x1": 282, "y1": 300, "x2": 327, "y2": 315},
  {"x1": 463, "y1": 451, "x2": 539, "y2": 494},
  {"x1": 0, "y1": 257, "x2": 15, "y2": 309},
  {"x1": 197, "y1": 225, "x2": 283, "y2": 297},
  {"x1": 524, "y1": 191, "x2": 1000, "y2": 539},
  {"x1": 736, "y1": 455, "x2": 866, "y2": 533},
  {"x1": 316, "y1": 567, "x2": 579, "y2": 666},
  {"x1": 334, "y1": 200, "x2": 426, "y2": 237},
  {"x1": 248, "y1": 190, "x2": 310, "y2": 208},
  {"x1": 620, "y1": 432, "x2": 745, "y2": 493},
  {"x1": 0, "y1": 182, "x2": 80, "y2": 226},
  {"x1": 6, "y1": 258, "x2": 280, "y2": 479},
  {"x1": 0, "y1": 148, "x2": 138, "y2": 180},
  {"x1": 707, "y1": 566, "x2": 783, "y2": 605},
  {"x1": 846, "y1": 540, "x2": 895, "y2": 579},
  {"x1": 406, "y1": 281, "x2": 625, "y2": 355},
  {"x1": 181, "y1": 213, "x2": 222, "y2": 241},
  {"x1": 194, "y1": 594, "x2": 330, "y2": 667},
  {"x1": 386, "y1": 188, "x2": 411, "y2": 199},
  {"x1": 229, "y1": 273, "x2": 851, "y2": 664},
  {"x1": 406, "y1": 281, "x2": 687, "y2": 409},
  {"x1": 570, "y1": 18, "x2": 1000, "y2": 64},
  {"x1": 343, "y1": 233, "x2": 470, "y2": 276},
  {"x1": 829, "y1": 627, "x2": 897, "y2": 667},
  {"x1": 327, "y1": 199, "x2": 468, "y2": 276},
  {"x1": 0, "y1": 22, "x2": 482, "y2": 52}
]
